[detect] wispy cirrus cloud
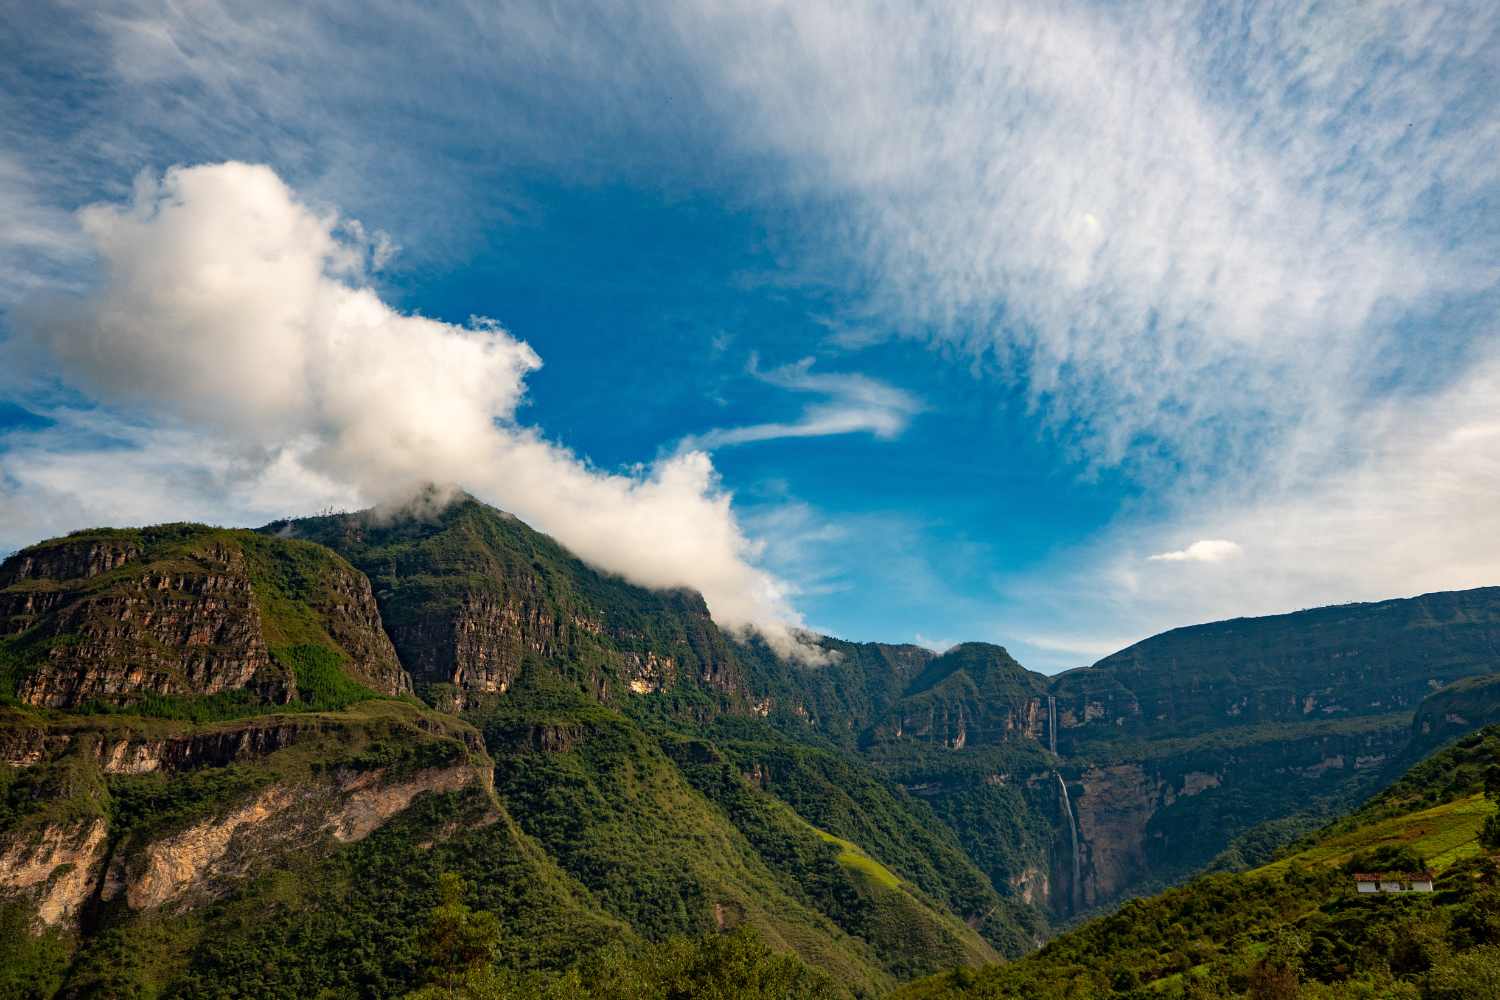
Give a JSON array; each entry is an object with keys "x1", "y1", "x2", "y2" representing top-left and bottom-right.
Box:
[
  {"x1": 3, "y1": 1, "x2": 1498, "y2": 664},
  {"x1": 671, "y1": 1, "x2": 1495, "y2": 471},
  {"x1": 682, "y1": 356, "x2": 922, "y2": 451}
]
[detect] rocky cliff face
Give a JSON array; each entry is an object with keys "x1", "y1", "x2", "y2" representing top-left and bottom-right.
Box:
[
  {"x1": 0, "y1": 706, "x2": 490, "y2": 929},
  {"x1": 1, "y1": 532, "x2": 281, "y2": 707},
  {"x1": 0, "y1": 527, "x2": 410, "y2": 709},
  {"x1": 1053, "y1": 716, "x2": 1410, "y2": 910},
  {"x1": 266, "y1": 496, "x2": 744, "y2": 711},
  {"x1": 1408, "y1": 672, "x2": 1500, "y2": 761},
  {"x1": 0, "y1": 817, "x2": 110, "y2": 927},
  {"x1": 871, "y1": 644, "x2": 1049, "y2": 749},
  {"x1": 1050, "y1": 587, "x2": 1500, "y2": 748}
]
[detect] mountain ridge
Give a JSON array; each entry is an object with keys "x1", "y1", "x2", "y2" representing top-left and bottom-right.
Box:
[{"x1": 3, "y1": 494, "x2": 1500, "y2": 997}]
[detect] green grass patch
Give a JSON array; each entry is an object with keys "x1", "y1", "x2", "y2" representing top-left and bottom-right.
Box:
[
  {"x1": 813, "y1": 829, "x2": 901, "y2": 890},
  {"x1": 1257, "y1": 793, "x2": 1497, "y2": 877},
  {"x1": 274, "y1": 643, "x2": 377, "y2": 710}
]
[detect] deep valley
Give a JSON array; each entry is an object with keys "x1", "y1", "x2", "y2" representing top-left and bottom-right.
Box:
[{"x1": 4, "y1": 494, "x2": 1500, "y2": 998}]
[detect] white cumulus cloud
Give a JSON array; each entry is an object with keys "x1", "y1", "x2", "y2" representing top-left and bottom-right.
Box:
[{"x1": 5, "y1": 162, "x2": 827, "y2": 663}]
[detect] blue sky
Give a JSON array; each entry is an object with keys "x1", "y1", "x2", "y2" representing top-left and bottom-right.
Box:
[{"x1": 2, "y1": 1, "x2": 1498, "y2": 670}]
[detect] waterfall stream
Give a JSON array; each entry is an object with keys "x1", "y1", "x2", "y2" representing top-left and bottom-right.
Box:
[
  {"x1": 1056, "y1": 771, "x2": 1083, "y2": 913},
  {"x1": 1047, "y1": 695, "x2": 1057, "y2": 754}
]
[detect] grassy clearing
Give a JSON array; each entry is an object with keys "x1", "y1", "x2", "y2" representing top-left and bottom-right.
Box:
[
  {"x1": 1256, "y1": 792, "x2": 1496, "y2": 876},
  {"x1": 813, "y1": 828, "x2": 902, "y2": 890}
]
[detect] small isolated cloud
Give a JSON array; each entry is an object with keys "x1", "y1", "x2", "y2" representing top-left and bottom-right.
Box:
[
  {"x1": 1018, "y1": 633, "x2": 1135, "y2": 659},
  {"x1": 913, "y1": 633, "x2": 957, "y2": 653},
  {"x1": 1147, "y1": 539, "x2": 1243, "y2": 564},
  {"x1": 683, "y1": 355, "x2": 922, "y2": 451}
]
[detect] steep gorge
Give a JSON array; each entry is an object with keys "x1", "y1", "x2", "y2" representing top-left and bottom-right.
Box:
[{"x1": 3, "y1": 495, "x2": 1500, "y2": 996}]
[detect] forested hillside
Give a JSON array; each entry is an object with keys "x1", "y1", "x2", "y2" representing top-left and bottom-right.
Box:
[
  {"x1": 3, "y1": 494, "x2": 1499, "y2": 998},
  {"x1": 895, "y1": 725, "x2": 1500, "y2": 999}
]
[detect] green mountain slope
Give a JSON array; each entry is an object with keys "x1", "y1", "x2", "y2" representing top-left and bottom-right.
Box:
[
  {"x1": 700, "y1": 719, "x2": 1049, "y2": 955},
  {"x1": 0, "y1": 697, "x2": 638, "y2": 998},
  {"x1": 266, "y1": 493, "x2": 747, "y2": 714},
  {"x1": 273, "y1": 496, "x2": 1045, "y2": 964},
  {"x1": 895, "y1": 725, "x2": 1500, "y2": 1000},
  {"x1": 477, "y1": 672, "x2": 900, "y2": 995},
  {"x1": 6, "y1": 497, "x2": 1500, "y2": 999},
  {"x1": 1052, "y1": 588, "x2": 1500, "y2": 749}
]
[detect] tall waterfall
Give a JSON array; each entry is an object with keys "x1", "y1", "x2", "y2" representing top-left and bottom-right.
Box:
[
  {"x1": 1047, "y1": 695, "x2": 1057, "y2": 754},
  {"x1": 1056, "y1": 771, "x2": 1083, "y2": 913}
]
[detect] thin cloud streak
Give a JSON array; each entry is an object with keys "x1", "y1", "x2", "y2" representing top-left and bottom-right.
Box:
[
  {"x1": 1148, "y1": 540, "x2": 1244, "y2": 564},
  {"x1": 684, "y1": 356, "x2": 922, "y2": 451}
]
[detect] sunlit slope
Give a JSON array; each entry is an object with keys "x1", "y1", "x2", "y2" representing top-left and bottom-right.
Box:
[
  {"x1": 892, "y1": 724, "x2": 1500, "y2": 1000},
  {"x1": 1256, "y1": 793, "x2": 1494, "y2": 877}
]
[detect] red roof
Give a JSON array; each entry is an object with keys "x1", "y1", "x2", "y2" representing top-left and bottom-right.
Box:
[{"x1": 1352, "y1": 872, "x2": 1434, "y2": 882}]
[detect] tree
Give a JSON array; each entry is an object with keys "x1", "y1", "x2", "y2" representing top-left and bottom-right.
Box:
[
  {"x1": 1247, "y1": 961, "x2": 1299, "y2": 1000},
  {"x1": 420, "y1": 872, "x2": 502, "y2": 996},
  {"x1": 1482, "y1": 814, "x2": 1500, "y2": 852},
  {"x1": 1424, "y1": 945, "x2": 1500, "y2": 1000},
  {"x1": 1482, "y1": 765, "x2": 1500, "y2": 802},
  {"x1": 1248, "y1": 926, "x2": 1307, "y2": 1000}
]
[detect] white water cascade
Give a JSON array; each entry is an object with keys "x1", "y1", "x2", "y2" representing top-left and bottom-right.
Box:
[
  {"x1": 1047, "y1": 695, "x2": 1058, "y2": 754},
  {"x1": 1056, "y1": 771, "x2": 1083, "y2": 913}
]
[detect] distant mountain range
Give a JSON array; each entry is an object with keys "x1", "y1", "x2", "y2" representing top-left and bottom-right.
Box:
[{"x1": 3, "y1": 492, "x2": 1499, "y2": 997}]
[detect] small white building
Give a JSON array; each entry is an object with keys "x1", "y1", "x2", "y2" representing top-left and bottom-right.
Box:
[{"x1": 1353, "y1": 872, "x2": 1435, "y2": 894}]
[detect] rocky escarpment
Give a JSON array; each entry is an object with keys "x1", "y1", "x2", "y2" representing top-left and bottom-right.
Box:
[
  {"x1": 1, "y1": 532, "x2": 281, "y2": 707},
  {"x1": 1408, "y1": 671, "x2": 1500, "y2": 761},
  {"x1": 1050, "y1": 587, "x2": 1500, "y2": 749},
  {"x1": 1058, "y1": 716, "x2": 1409, "y2": 909},
  {"x1": 266, "y1": 495, "x2": 745, "y2": 711},
  {"x1": 0, "y1": 710, "x2": 489, "y2": 774},
  {"x1": 870, "y1": 644, "x2": 1049, "y2": 749},
  {"x1": 0, "y1": 526, "x2": 410, "y2": 709},
  {"x1": 103, "y1": 758, "x2": 484, "y2": 912},
  {"x1": 0, "y1": 817, "x2": 110, "y2": 927},
  {"x1": 0, "y1": 704, "x2": 490, "y2": 928}
]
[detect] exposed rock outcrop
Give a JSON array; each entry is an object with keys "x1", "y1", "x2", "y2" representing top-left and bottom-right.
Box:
[
  {"x1": 8, "y1": 540, "x2": 281, "y2": 708},
  {"x1": 1058, "y1": 719, "x2": 1411, "y2": 911},
  {"x1": 0, "y1": 818, "x2": 109, "y2": 927},
  {"x1": 268, "y1": 497, "x2": 746, "y2": 711},
  {"x1": 110, "y1": 758, "x2": 484, "y2": 912},
  {"x1": 0, "y1": 527, "x2": 411, "y2": 710},
  {"x1": 0, "y1": 706, "x2": 491, "y2": 928}
]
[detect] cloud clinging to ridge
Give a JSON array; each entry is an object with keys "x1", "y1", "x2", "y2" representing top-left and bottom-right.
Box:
[
  {"x1": 2, "y1": 1, "x2": 1498, "y2": 667},
  {"x1": 6, "y1": 162, "x2": 827, "y2": 662}
]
